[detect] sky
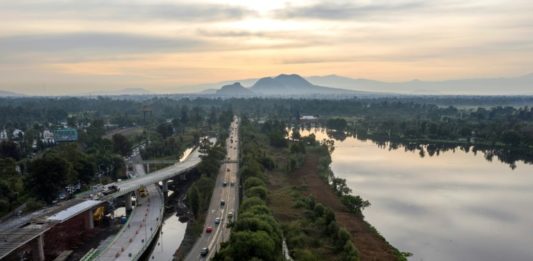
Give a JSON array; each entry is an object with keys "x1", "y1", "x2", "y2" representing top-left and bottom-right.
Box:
[{"x1": 0, "y1": 0, "x2": 532, "y2": 95}]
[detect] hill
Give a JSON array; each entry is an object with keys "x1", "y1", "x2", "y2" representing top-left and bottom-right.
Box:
[
  {"x1": 0, "y1": 90, "x2": 25, "y2": 97},
  {"x1": 215, "y1": 82, "x2": 254, "y2": 97},
  {"x1": 248, "y1": 74, "x2": 369, "y2": 97}
]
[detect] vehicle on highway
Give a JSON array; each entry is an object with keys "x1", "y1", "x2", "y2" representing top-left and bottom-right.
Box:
[
  {"x1": 227, "y1": 168, "x2": 230, "y2": 172},
  {"x1": 200, "y1": 247, "x2": 209, "y2": 257},
  {"x1": 215, "y1": 217, "x2": 221, "y2": 224},
  {"x1": 228, "y1": 211, "x2": 233, "y2": 219},
  {"x1": 223, "y1": 181, "x2": 227, "y2": 187},
  {"x1": 102, "y1": 185, "x2": 120, "y2": 195},
  {"x1": 139, "y1": 186, "x2": 148, "y2": 197},
  {"x1": 205, "y1": 226, "x2": 213, "y2": 233},
  {"x1": 220, "y1": 200, "x2": 225, "y2": 206},
  {"x1": 230, "y1": 181, "x2": 234, "y2": 186}
]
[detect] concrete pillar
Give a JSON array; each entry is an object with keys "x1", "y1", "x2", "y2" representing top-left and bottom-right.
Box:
[
  {"x1": 31, "y1": 234, "x2": 44, "y2": 261},
  {"x1": 146, "y1": 163, "x2": 150, "y2": 173},
  {"x1": 125, "y1": 193, "x2": 133, "y2": 211},
  {"x1": 162, "y1": 180, "x2": 168, "y2": 193},
  {"x1": 84, "y1": 210, "x2": 94, "y2": 230}
]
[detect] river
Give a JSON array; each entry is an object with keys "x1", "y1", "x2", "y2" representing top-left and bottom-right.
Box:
[{"x1": 301, "y1": 128, "x2": 533, "y2": 261}]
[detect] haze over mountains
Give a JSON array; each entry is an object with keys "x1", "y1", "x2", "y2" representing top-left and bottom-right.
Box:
[
  {"x1": 307, "y1": 74, "x2": 533, "y2": 96},
  {"x1": 1, "y1": 73, "x2": 532, "y2": 97},
  {"x1": 0, "y1": 90, "x2": 25, "y2": 97}
]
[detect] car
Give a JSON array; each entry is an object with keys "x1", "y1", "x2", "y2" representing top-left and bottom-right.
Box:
[
  {"x1": 227, "y1": 168, "x2": 230, "y2": 172},
  {"x1": 102, "y1": 185, "x2": 120, "y2": 195},
  {"x1": 214, "y1": 217, "x2": 221, "y2": 224},
  {"x1": 223, "y1": 181, "x2": 227, "y2": 187},
  {"x1": 200, "y1": 247, "x2": 209, "y2": 257},
  {"x1": 228, "y1": 211, "x2": 233, "y2": 219},
  {"x1": 205, "y1": 226, "x2": 213, "y2": 233},
  {"x1": 230, "y1": 181, "x2": 234, "y2": 187},
  {"x1": 220, "y1": 200, "x2": 225, "y2": 206}
]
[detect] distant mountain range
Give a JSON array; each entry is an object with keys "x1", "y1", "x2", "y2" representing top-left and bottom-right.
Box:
[
  {"x1": 0, "y1": 90, "x2": 25, "y2": 97},
  {"x1": 214, "y1": 74, "x2": 371, "y2": 97},
  {"x1": 1, "y1": 73, "x2": 531, "y2": 97},
  {"x1": 306, "y1": 74, "x2": 533, "y2": 95}
]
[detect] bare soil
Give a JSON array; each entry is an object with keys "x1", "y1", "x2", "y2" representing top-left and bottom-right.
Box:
[{"x1": 289, "y1": 153, "x2": 399, "y2": 261}]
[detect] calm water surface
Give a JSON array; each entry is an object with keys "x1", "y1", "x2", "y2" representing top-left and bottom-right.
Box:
[{"x1": 304, "y1": 128, "x2": 533, "y2": 261}]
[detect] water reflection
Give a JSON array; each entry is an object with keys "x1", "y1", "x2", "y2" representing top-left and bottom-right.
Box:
[
  {"x1": 299, "y1": 126, "x2": 533, "y2": 169},
  {"x1": 300, "y1": 128, "x2": 533, "y2": 261},
  {"x1": 147, "y1": 213, "x2": 187, "y2": 261}
]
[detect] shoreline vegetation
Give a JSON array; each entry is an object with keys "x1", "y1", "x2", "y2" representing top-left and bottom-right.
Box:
[{"x1": 214, "y1": 117, "x2": 407, "y2": 261}]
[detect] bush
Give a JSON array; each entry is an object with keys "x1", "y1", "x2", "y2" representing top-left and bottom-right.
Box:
[
  {"x1": 244, "y1": 177, "x2": 266, "y2": 190},
  {"x1": 245, "y1": 186, "x2": 268, "y2": 201},
  {"x1": 241, "y1": 197, "x2": 266, "y2": 212}
]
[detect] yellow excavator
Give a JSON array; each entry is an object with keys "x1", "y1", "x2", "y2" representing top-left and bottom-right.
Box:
[{"x1": 93, "y1": 206, "x2": 105, "y2": 222}]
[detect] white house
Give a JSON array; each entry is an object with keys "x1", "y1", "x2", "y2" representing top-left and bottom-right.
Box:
[
  {"x1": 42, "y1": 130, "x2": 55, "y2": 144},
  {"x1": 12, "y1": 129, "x2": 24, "y2": 140},
  {"x1": 0, "y1": 129, "x2": 8, "y2": 140}
]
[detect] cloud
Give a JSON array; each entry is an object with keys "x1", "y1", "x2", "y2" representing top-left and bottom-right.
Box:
[
  {"x1": 0, "y1": 32, "x2": 201, "y2": 55},
  {"x1": 275, "y1": 1, "x2": 427, "y2": 20},
  {"x1": 1, "y1": 1, "x2": 254, "y2": 22},
  {"x1": 196, "y1": 29, "x2": 265, "y2": 38}
]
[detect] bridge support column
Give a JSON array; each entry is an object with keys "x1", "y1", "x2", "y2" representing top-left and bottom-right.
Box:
[
  {"x1": 84, "y1": 210, "x2": 94, "y2": 230},
  {"x1": 125, "y1": 193, "x2": 133, "y2": 211},
  {"x1": 31, "y1": 234, "x2": 44, "y2": 261},
  {"x1": 162, "y1": 180, "x2": 168, "y2": 193}
]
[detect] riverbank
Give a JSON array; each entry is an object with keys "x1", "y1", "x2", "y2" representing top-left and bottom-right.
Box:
[{"x1": 267, "y1": 146, "x2": 405, "y2": 261}]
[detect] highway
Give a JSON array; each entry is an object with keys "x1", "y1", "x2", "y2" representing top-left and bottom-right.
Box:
[
  {"x1": 97, "y1": 157, "x2": 164, "y2": 260},
  {"x1": 185, "y1": 117, "x2": 240, "y2": 260},
  {"x1": 99, "y1": 147, "x2": 203, "y2": 200}
]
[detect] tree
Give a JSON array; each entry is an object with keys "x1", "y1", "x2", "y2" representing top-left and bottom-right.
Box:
[
  {"x1": 0, "y1": 141, "x2": 20, "y2": 160},
  {"x1": 291, "y1": 127, "x2": 301, "y2": 140},
  {"x1": 223, "y1": 231, "x2": 278, "y2": 261},
  {"x1": 187, "y1": 185, "x2": 200, "y2": 217},
  {"x1": 326, "y1": 118, "x2": 347, "y2": 131},
  {"x1": 341, "y1": 195, "x2": 371, "y2": 214},
  {"x1": 26, "y1": 156, "x2": 69, "y2": 204},
  {"x1": 245, "y1": 186, "x2": 268, "y2": 201},
  {"x1": 112, "y1": 134, "x2": 131, "y2": 157},
  {"x1": 156, "y1": 122, "x2": 174, "y2": 139}
]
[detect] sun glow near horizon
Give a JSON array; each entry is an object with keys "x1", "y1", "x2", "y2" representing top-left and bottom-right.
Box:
[{"x1": 0, "y1": 0, "x2": 532, "y2": 95}]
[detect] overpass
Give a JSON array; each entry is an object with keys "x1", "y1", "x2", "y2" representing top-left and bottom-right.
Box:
[
  {"x1": 0, "y1": 143, "x2": 207, "y2": 261},
  {"x1": 98, "y1": 146, "x2": 204, "y2": 201}
]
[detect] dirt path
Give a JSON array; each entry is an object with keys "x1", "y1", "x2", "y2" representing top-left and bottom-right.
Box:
[{"x1": 290, "y1": 153, "x2": 399, "y2": 261}]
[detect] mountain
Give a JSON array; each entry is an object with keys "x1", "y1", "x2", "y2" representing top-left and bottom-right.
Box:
[
  {"x1": 0, "y1": 90, "x2": 25, "y2": 97},
  {"x1": 216, "y1": 82, "x2": 254, "y2": 97},
  {"x1": 307, "y1": 74, "x2": 533, "y2": 95},
  {"x1": 250, "y1": 74, "x2": 365, "y2": 96}
]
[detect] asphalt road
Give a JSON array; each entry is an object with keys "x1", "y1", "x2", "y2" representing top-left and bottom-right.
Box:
[
  {"x1": 185, "y1": 117, "x2": 240, "y2": 260},
  {"x1": 98, "y1": 155, "x2": 164, "y2": 261}
]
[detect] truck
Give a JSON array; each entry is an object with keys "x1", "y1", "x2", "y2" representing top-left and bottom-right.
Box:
[{"x1": 139, "y1": 186, "x2": 148, "y2": 197}]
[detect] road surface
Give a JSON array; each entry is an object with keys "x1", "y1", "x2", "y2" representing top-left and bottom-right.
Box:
[
  {"x1": 185, "y1": 117, "x2": 240, "y2": 260},
  {"x1": 98, "y1": 156, "x2": 164, "y2": 261},
  {"x1": 100, "y1": 148, "x2": 203, "y2": 200}
]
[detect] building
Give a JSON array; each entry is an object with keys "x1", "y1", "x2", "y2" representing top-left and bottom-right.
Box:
[
  {"x1": 41, "y1": 130, "x2": 55, "y2": 144},
  {"x1": 54, "y1": 128, "x2": 78, "y2": 142},
  {"x1": 12, "y1": 129, "x2": 24, "y2": 140},
  {"x1": 300, "y1": 115, "x2": 319, "y2": 121},
  {"x1": 0, "y1": 129, "x2": 7, "y2": 140}
]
